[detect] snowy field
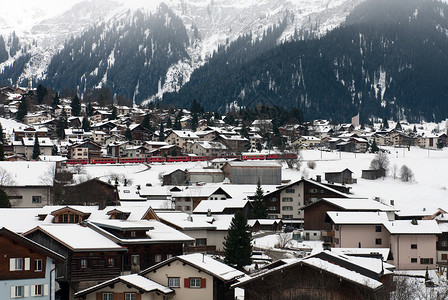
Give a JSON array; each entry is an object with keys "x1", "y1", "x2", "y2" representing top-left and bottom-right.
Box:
[{"x1": 71, "y1": 146, "x2": 448, "y2": 215}]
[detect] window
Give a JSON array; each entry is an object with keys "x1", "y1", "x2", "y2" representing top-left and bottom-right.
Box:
[
  {"x1": 420, "y1": 258, "x2": 434, "y2": 264},
  {"x1": 309, "y1": 189, "x2": 318, "y2": 193},
  {"x1": 131, "y1": 255, "x2": 140, "y2": 265},
  {"x1": 411, "y1": 244, "x2": 417, "y2": 249},
  {"x1": 167, "y1": 254, "x2": 173, "y2": 259},
  {"x1": 411, "y1": 258, "x2": 418, "y2": 263},
  {"x1": 283, "y1": 215, "x2": 293, "y2": 219},
  {"x1": 33, "y1": 285, "x2": 43, "y2": 296},
  {"x1": 334, "y1": 225, "x2": 340, "y2": 231},
  {"x1": 108, "y1": 258, "x2": 115, "y2": 267},
  {"x1": 309, "y1": 197, "x2": 318, "y2": 203},
  {"x1": 154, "y1": 254, "x2": 162, "y2": 263},
  {"x1": 125, "y1": 293, "x2": 136, "y2": 300},
  {"x1": 190, "y1": 277, "x2": 201, "y2": 288},
  {"x1": 13, "y1": 286, "x2": 24, "y2": 298},
  {"x1": 442, "y1": 254, "x2": 448, "y2": 261},
  {"x1": 442, "y1": 241, "x2": 448, "y2": 247},
  {"x1": 375, "y1": 226, "x2": 382, "y2": 232},
  {"x1": 268, "y1": 206, "x2": 277, "y2": 211},
  {"x1": 286, "y1": 189, "x2": 295, "y2": 193},
  {"x1": 32, "y1": 196, "x2": 42, "y2": 204},
  {"x1": 10, "y1": 258, "x2": 23, "y2": 271},
  {"x1": 282, "y1": 197, "x2": 293, "y2": 202},
  {"x1": 168, "y1": 277, "x2": 180, "y2": 288},
  {"x1": 269, "y1": 198, "x2": 278, "y2": 202},
  {"x1": 130, "y1": 231, "x2": 136, "y2": 237},
  {"x1": 35, "y1": 259, "x2": 42, "y2": 272},
  {"x1": 282, "y1": 206, "x2": 293, "y2": 211},
  {"x1": 80, "y1": 259, "x2": 87, "y2": 269},
  {"x1": 375, "y1": 238, "x2": 382, "y2": 245},
  {"x1": 102, "y1": 293, "x2": 113, "y2": 300},
  {"x1": 334, "y1": 238, "x2": 340, "y2": 244},
  {"x1": 196, "y1": 238, "x2": 207, "y2": 246}
]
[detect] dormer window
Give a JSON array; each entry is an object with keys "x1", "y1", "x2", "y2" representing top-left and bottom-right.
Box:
[{"x1": 131, "y1": 231, "x2": 136, "y2": 237}]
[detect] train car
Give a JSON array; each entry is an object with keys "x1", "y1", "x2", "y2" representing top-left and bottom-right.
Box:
[
  {"x1": 146, "y1": 156, "x2": 166, "y2": 163},
  {"x1": 191, "y1": 156, "x2": 206, "y2": 162},
  {"x1": 243, "y1": 154, "x2": 267, "y2": 160},
  {"x1": 166, "y1": 156, "x2": 191, "y2": 162},
  {"x1": 266, "y1": 154, "x2": 281, "y2": 160},
  {"x1": 119, "y1": 157, "x2": 146, "y2": 164},
  {"x1": 91, "y1": 158, "x2": 118, "y2": 164},
  {"x1": 66, "y1": 159, "x2": 89, "y2": 165}
]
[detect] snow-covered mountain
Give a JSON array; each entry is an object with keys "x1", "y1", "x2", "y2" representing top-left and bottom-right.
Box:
[{"x1": 0, "y1": 0, "x2": 361, "y2": 97}]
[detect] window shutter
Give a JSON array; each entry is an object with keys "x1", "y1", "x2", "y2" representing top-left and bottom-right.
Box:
[
  {"x1": 96, "y1": 292, "x2": 102, "y2": 300},
  {"x1": 201, "y1": 278, "x2": 206, "y2": 288},
  {"x1": 25, "y1": 258, "x2": 30, "y2": 270},
  {"x1": 10, "y1": 286, "x2": 15, "y2": 298},
  {"x1": 136, "y1": 293, "x2": 142, "y2": 300},
  {"x1": 118, "y1": 293, "x2": 125, "y2": 300},
  {"x1": 184, "y1": 278, "x2": 190, "y2": 288},
  {"x1": 31, "y1": 285, "x2": 36, "y2": 297},
  {"x1": 10, "y1": 258, "x2": 14, "y2": 271},
  {"x1": 44, "y1": 284, "x2": 49, "y2": 296},
  {"x1": 113, "y1": 293, "x2": 119, "y2": 300},
  {"x1": 24, "y1": 285, "x2": 29, "y2": 297}
]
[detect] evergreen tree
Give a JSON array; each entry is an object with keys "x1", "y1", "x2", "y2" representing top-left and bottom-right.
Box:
[
  {"x1": 0, "y1": 122, "x2": 4, "y2": 144},
  {"x1": 86, "y1": 102, "x2": 94, "y2": 116},
  {"x1": 56, "y1": 109, "x2": 68, "y2": 139},
  {"x1": 36, "y1": 84, "x2": 47, "y2": 104},
  {"x1": 191, "y1": 113, "x2": 198, "y2": 131},
  {"x1": 166, "y1": 117, "x2": 173, "y2": 128},
  {"x1": 382, "y1": 118, "x2": 389, "y2": 129},
  {"x1": 173, "y1": 115, "x2": 182, "y2": 130},
  {"x1": 223, "y1": 211, "x2": 252, "y2": 269},
  {"x1": 159, "y1": 121, "x2": 165, "y2": 141},
  {"x1": 0, "y1": 143, "x2": 5, "y2": 161},
  {"x1": 82, "y1": 116, "x2": 91, "y2": 132},
  {"x1": 52, "y1": 92, "x2": 60, "y2": 109},
  {"x1": 437, "y1": 138, "x2": 444, "y2": 149},
  {"x1": 370, "y1": 139, "x2": 379, "y2": 153},
  {"x1": 0, "y1": 188, "x2": 11, "y2": 208},
  {"x1": 0, "y1": 36, "x2": 8, "y2": 63},
  {"x1": 16, "y1": 98, "x2": 27, "y2": 122},
  {"x1": 71, "y1": 95, "x2": 81, "y2": 116},
  {"x1": 51, "y1": 145, "x2": 58, "y2": 156},
  {"x1": 32, "y1": 133, "x2": 40, "y2": 160},
  {"x1": 240, "y1": 123, "x2": 249, "y2": 139},
  {"x1": 252, "y1": 179, "x2": 267, "y2": 219},
  {"x1": 141, "y1": 114, "x2": 151, "y2": 130},
  {"x1": 413, "y1": 125, "x2": 417, "y2": 133},
  {"x1": 125, "y1": 127, "x2": 133, "y2": 141},
  {"x1": 110, "y1": 107, "x2": 117, "y2": 120}
]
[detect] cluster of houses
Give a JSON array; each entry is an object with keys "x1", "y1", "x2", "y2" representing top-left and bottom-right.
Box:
[{"x1": 2, "y1": 87, "x2": 448, "y2": 299}]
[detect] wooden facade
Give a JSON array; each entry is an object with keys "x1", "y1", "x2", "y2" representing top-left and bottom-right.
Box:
[
  {"x1": 63, "y1": 178, "x2": 117, "y2": 208},
  {"x1": 303, "y1": 201, "x2": 342, "y2": 231}
]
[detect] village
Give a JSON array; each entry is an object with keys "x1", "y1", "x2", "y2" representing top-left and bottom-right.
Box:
[{"x1": 1, "y1": 86, "x2": 448, "y2": 300}]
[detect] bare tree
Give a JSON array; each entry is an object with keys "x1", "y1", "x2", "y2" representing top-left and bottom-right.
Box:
[
  {"x1": 370, "y1": 152, "x2": 390, "y2": 177},
  {"x1": 307, "y1": 160, "x2": 316, "y2": 169},
  {"x1": 392, "y1": 164, "x2": 398, "y2": 179},
  {"x1": 0, "y1": 167, "x2": 15, "y2": 186},
  {"x1": 39, "y1": 164, "x2": 56, "y2": 186},
  {"x1": 282, "y1": 148, "x2": 302, "y2": 170},
  {"x1": 275, "y1": 232, "x2": 293, "y2": 249},
  {"x1": 400, "y1": 165, "x2": 414, "y2": 182}
]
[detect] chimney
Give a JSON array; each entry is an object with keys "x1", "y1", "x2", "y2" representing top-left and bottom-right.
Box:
[
  {"x1": 316, "y1": 175, "x2": 321, "y2": 183},
  {"x1": 322, "y1": 241, "x2": 332, "y2": 251},
  {"x1": 207, "y1": 209, "x2": 212, "y2": 217},
  {"x1": 411, "y1": 218, "x2": 418, "y2": 225}
]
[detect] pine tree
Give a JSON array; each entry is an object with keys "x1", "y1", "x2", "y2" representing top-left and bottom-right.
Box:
[
  {"x1": 71, "y1": 95, "x2": 81, "y2": 116},
  {"x1": 125, "y1": 127, "x2": 133, "y2": 141},
  {"x1": 0, "y1": 188, "x2": 11, "y2": 208},
  {"x1": 16, "y1": 98, "x2": 27, "y2": 122},
  {"x1": 141, "y1": 114, "x2": 151, "y2": 130},
  {"x1": 82, "y1": 117, "x2": 91, "y2": 132},
  {"x1": 86, "y1": 102, "x2": 94, "y2": 116},
  {"x1": 32, "y1": 133, "x2": 40, "y2": 160},
  {"x1": 166, "y1": 117, "x2": 173, "y2": 128},
  {"x1": 56, "y1": 109, "x2": 68, "y2": 139},
  {"x1": 252, "y1": 178, "x2": 267, "y2": 219},
  {"x1": 51, "y1": 145, "x2": 58, "y2": 156},
  {"x1": 191, "y1": 113, "x2": 198, "y2": 131},
  {"x1": 36, "y1": 84, "x2": 47, "y2": 104},
  {"x1": 223, "y1": 211, "x2": 252, "y2": 269},
  {"x1": 110, "y1": 107, "x2": 117, "y2": 120},
  {"x1": 370, "y1": 139, "x2": 379, "y2": 153},
  {"x1": 240, "y1": 123, "x2": 249, "y2": 139},
  {"x1": 0, "y1": 143, "x2": 5, "y2": 161},
  {"x1": 159, "y1": 121, "x2": 165, "y2": 141},
  {"x1": 52, "y1": 92, "x2": 60, "y2": 109},
  {"x1": 0, "y1": 122, "x2": 4, "y2": 144}
]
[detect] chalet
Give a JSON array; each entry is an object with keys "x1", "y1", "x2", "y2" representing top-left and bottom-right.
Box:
[
  {"x1": 171, "y1": 187, "x2": 232, "y2": 213},
  {"x1": 362, "y1": 169, "x2": 386, "y2": 180},
  {"x1": 221, "y1": 161, "x2": 282, "y2": 185},
  {"x1": 327, "y1": 211, "x2": 441, "y2": 270},
  {"x1": 140, "y1": 253, "x2": 246, "y2": 300},
  {"x1": 262, "y1": 178, "x2": 350, "y2": 221},
  {"x1": 24, "y1": 224, "x2": 126, "y2": 300},
  {"x1": 165, "y1": 130, "x2": 199, "y2": 151},
  {"x1": 0, "y1": 161, "x2": 55, "y2": 208},
  {"x1": 67, "y1": 140, "x2": 102, "y2": 159},
  {"x1": 325, "y1": 168, "x2": 355, "y2": 184},
  {"x1": 63, "y1": 178, "x2": 118, "y2": 208},
  {"x1": 214, "y1": 134, "x2": 249, "y2": 153},
  {"x1": 235, "y1": 250, "x2": 393, "y2": 300},
  {"x1": 12, "y1": 137, "x2": 54, "y2": 159},
  {"x1": 0, "y1": 227, "x2": 65, "y2": 300},
  {"x1": 292, "y1": 136, "x2": 321, "y2": 149},
  {"x1": 24, "y1": 111, "x2": 51, "y2": 124},
  {"x1": 13, "y1": 127, "x2": 48, "y2": 141},
  {"x1": 417, "y1": 133, "x2": 447, "y2": 149},
  {"x1": 186, "y1": 141, "x2": 227, "y2": 156}
]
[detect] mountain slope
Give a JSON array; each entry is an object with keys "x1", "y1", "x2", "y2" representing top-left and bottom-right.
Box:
[{"x1": 163, "y1": 0, "x2": 448, "y2": 122}]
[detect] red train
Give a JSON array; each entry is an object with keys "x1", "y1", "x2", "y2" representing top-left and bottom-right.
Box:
[{"x1": 65, "y1": 153, "x2": 297, "y2": 165}]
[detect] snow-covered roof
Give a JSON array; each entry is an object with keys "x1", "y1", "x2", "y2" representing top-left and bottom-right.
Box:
[
  {"x1": 313, "y1": 198, "x2": 397, "y2": 212},
  {"x1": 193, "y1": 199, "x2": 249, "y2": 213},
  {"x1": 327, "y1": 211, "x2": 391, "y2": 225},
  {"x1": 193, "y1": 141, "x2": 227, "y2": 149},
  {"x1": 225, "y1": 161, "x2": 281, "y2": 168},
  {"x1": 75, "y1": 274, "x2": 174, "y2": 297},
  {"x1": 170, "y1": 130, "x2": 199, "y2": 139},
  {"x1": 27, "y1": 224, "x2": 126, "y2": 251},
  {"x1": 156, "y1": 211, "x2": 217, "y2": 230},
  {"x1": 383, "y1": 220, "x2": 442, "y2": 235},
  {"x1": 0, "y1": 161, "x2": 55, "y2": 186},
  {"x1": 331, "y1": 248, "x2": 391, "y2": 262}
]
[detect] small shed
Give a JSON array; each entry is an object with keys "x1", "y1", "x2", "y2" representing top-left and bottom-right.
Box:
[
  {"x1": 187, "y1": 169, "x2": 225, "y2": 184},
  {"x1": 221, "y1": 161, "x2": 282, "y2": 185},
  {"x1": 362, "y1": 168, "x2": 386, "y2": 180},
  {"x1": 325, "y1": 168, "x2": 355, "y2": 184},
  {"x1": 162, "y1": 169, "x2": 187, "y2": 186}
]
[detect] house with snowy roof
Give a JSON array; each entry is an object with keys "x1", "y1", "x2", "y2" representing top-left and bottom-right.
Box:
[
  {"x1": 171, "y1": 186, "x2": 232, "y2": 213},
  {"x1": 12, "y1": 136, "x2": 54, "y2": 159},
  {"x1": 165, "y1": 130, "x2": 199, "y2": 151},
  {"x1": 326, "y1": 211, "x2": 441, "y2": 270},
  {"x1": 234, "y1": 250, "x2": 393, "y2": 300},
  {"x1": 221, "y1": 161, "x2": 282, "y2": 185},
  {"x1": 0, "y1": 161, "x2": 55, "y2": 208},
  {"x1": 24, "y1": 224, "x2": 127, "y2": 300},
  {"x1": 0, "y1": 227, "x2": 65, "y2": 300},
  {"x1": 186, "y1": 140, "x2": 227, "y2": 156}
]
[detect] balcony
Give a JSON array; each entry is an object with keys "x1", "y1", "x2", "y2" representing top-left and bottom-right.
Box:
[
  {"x1": 184, "y1": 245, "x2": 216, "y2": 254},
  {"x1": 321, "y1": 230, "x2": 335, "y2": 237}
]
